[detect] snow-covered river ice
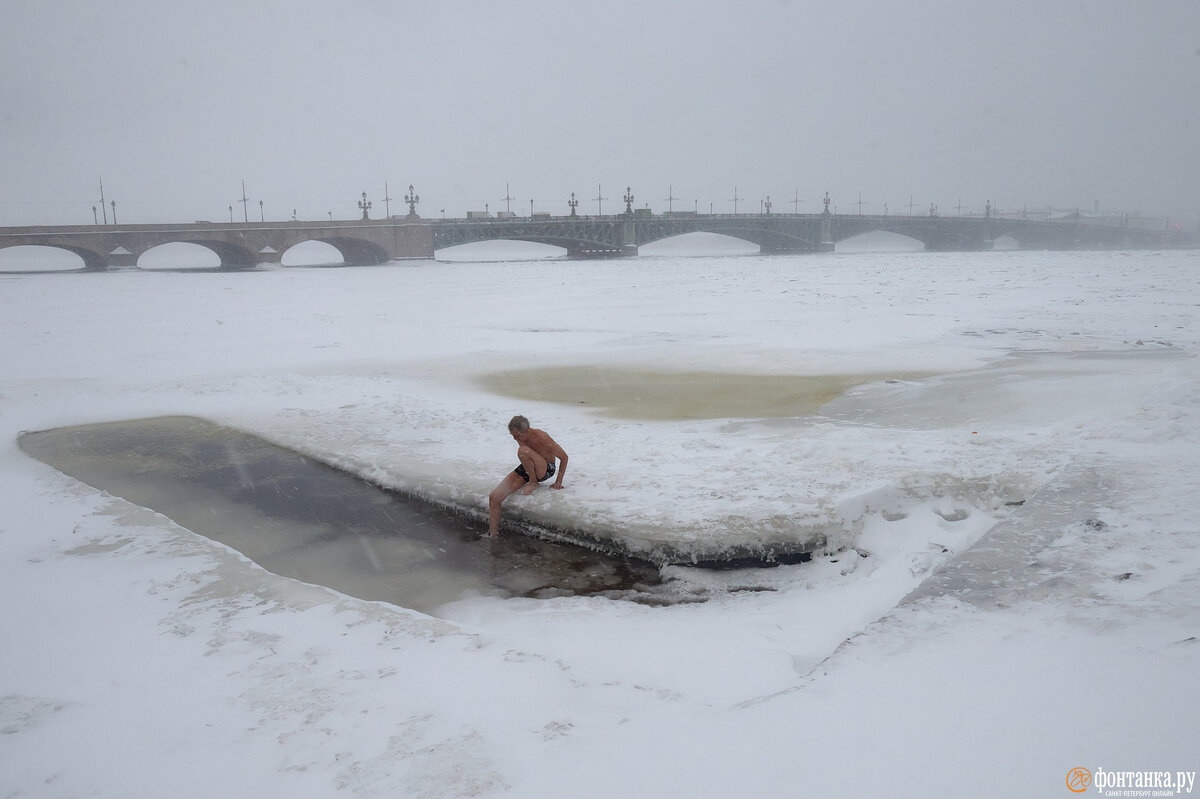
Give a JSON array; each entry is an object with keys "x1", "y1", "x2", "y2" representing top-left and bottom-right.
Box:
[{"x1": 2, "y1": 243, "x2": 1197, "y2": 797}]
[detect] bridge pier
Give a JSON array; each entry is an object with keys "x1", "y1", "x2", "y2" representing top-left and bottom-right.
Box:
[
  {"x1": 106, "y1": 248, "x2": 138, "y2": 269},
  {"x1": 255, "y1": 246, "x2": 283, "y2": 265},
  {"x1": 819, "y1": 211, "x2": 834, "y2": 251},
  {"x1": 566, "y1": 244, "x2": 637, "y2": 258}
]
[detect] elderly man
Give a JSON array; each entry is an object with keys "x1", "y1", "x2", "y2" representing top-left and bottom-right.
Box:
[{"x1": 487, "y1": 415, "x2": 568, "y2": 537}]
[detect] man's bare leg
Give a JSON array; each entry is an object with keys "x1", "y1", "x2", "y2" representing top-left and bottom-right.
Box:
[
  {"x1": 488, "y1": 471, "x2": 526, "y2": 536},
  {"x1": 516, "y1": 445, "x2": 547, "y2": 496}
]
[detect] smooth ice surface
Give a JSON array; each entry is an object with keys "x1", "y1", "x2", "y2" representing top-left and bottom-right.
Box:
[
  {"x1": 477, "y1": 365, "x2": 933, "y2": 420},
  {"x1": 1, "y1": 248, "x2": 1198, "y2": 797}
]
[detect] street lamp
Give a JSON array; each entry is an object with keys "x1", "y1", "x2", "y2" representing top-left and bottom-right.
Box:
[
  {"x1": 259, "y1": 200, "x2": 264, "y2": 222},
  {"x1": 405, "y1": 185, "x2": 419, "y2": 218},
  {"x1": 111, "y1": 200, "x2": 117, "y2": 225},
  {"x1": 623, "y1": 187, "x2": 634, "y2": 214},
  {"x1": 568, "y1": 192, "x2": 578, "y2": 217},
  {"x1": 359, "y1": 192, "x2": 372, "y2": 220}
]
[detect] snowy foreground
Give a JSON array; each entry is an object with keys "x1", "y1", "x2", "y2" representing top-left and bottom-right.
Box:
[{"x1": 2, "y1": 247, "x2": 1198, "y2": 797}]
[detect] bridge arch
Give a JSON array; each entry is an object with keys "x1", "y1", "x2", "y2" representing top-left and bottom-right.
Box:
[
  {"x1": 835, "y1": 230, "x2": 925, "y2": 252},
  {"x1": 316, "y1": 236, "x2": 390, "y2": 266},
  {"x1": 639, "y1": 231, "x2": 758, "y2": 257},
  {"x1": 436, "y1": 240, "x2": 567, "y2": 261},
  {"x1": 139, "y1": 241, "x2": 223, "y2": 270},
  {"x1": 0, "y1": 244, "x2": 92, "y2": 272},
  {"x1": 634, "y1": 218, "x2": 825, "y2": 253},
  {"x1": 281, "y1": 240, "x2": 345, "y2": 266},
  {"x1": 432, "y1": 219, "x2": 635, "y2": 258},
  {"x1": 172, "y1": 238, "x2": 259, "y2": 268}
]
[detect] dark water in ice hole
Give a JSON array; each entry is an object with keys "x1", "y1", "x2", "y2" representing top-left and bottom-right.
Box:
[{"x1": 18, "y1": 416, "x2": 665, "y2": 615}]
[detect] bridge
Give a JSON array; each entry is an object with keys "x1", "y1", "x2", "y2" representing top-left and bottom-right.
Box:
[
  {"x1": 0, "y1": 219, "x2": 432, "y2": 270},
  {"x1": 434, "y1": 209, "x2": 1190, "y2": 257},
  {"x1": 1, "y1": 208, "x2": 1192, "y2": 270}
]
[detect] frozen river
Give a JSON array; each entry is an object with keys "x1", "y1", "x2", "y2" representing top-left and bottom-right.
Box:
[{"x1": 1, "y1": 243, "x2": 1197, "y2": 797}]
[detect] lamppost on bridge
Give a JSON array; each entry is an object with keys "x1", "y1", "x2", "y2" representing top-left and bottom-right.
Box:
[
  {"x1": 92, "y1": 206, "x2": 98, "y2": 225},
  {"x1": 229, "y1": 206, "x2": 233, "y2": 223},
  {"x1": 405, "y1": 185, "x2": 420, "y2": 218},
  {"x1": 623, "y1": 187, "x2": 634, "y2": 215},
  {"x1": 359, "y1": 192, "x2": 372, "y2": 220},
  {"x1": 764, "y1": 196, "x2": 772, "y2": 215},
  {"x1": 259, "y1": 200, "x2": 264, "y2": 222},
  {"x1": 568, "y1": 192, "x2": 578, "y2": 218},
  {"x1": 823, "y1": 192, "x2": 831, "y2": 215}
]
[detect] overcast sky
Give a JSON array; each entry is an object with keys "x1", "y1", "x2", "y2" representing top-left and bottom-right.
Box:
[{"x1": 2, "y1": 0, "x2": 1197, "y2": 226}]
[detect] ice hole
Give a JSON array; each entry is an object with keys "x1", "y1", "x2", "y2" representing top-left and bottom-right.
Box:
[{"x1": 18, "y1": 416, "x2": 664, "y2": 615}]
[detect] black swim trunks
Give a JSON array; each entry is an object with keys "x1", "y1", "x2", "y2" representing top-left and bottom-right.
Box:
[{"x1": 514, "y1": 461, "x2": 556, "y2": 483}]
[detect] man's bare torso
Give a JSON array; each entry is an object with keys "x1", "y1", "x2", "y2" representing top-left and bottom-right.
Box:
[{"x1": 522, "y1": 428, "x2": 560, "y2": 465}]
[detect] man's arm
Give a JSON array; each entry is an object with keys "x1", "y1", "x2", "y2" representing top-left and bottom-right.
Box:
[
  {"x1": 550, "y1": 446, "x2": 567, "y2": 489},
  {"x1": 535, "y1": 430, "x2": 568, "y2": 489}
]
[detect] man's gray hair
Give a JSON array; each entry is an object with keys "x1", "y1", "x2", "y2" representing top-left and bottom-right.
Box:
[{"x1": 508, "y1": 415, "x2": 530, "y2": 432}]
